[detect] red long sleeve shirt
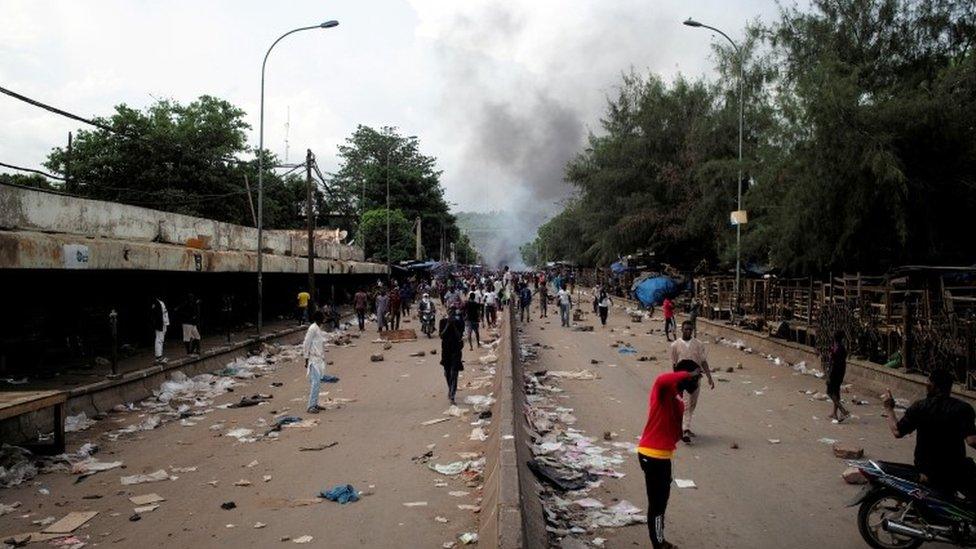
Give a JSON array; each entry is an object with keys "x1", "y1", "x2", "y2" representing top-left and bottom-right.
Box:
[{"x1": 638, "y1": 371, "x2": 690, "y2": 459}]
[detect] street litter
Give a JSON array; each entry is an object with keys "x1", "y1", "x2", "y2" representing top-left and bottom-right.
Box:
[
  {"x1": 543, "y1": 370, "x2": 598, "y2": 380},
  {"x1": 129, "y1": 494, "x2": 165, "y2": 505},
  {"x1": 674, "y1": 479, "x2": 697, "y2": 489},
  {"x1": 133, "y1": 504, "x2": 159, "y2": 513},
  {"x1": 768, "y1": 439, "x2": 781, "y2": 444},
  {"x1": 228, "y1": 394, "x2": 273, "y2": 408},
  {"x1": 121, "y1": 470, "x2": 171, "y2": 485},
  {"x1": 435, "y1": 516, "x2": 449, "y2": 523},
  {"x1": 220, "y1": 501, "x2": 236, "y2": 510},
  {"x1": 42, "y1": 511, "x2": 98, "y2": 534},
  {"x1": 617, "y1": 346, "x2": 638, "y2": 355},
  {"x1": 322, "y1": 484, "x2": 360, "y2": 504},
  {"x1": 448, "y1": 491, "x2": 469, "y2": 497},
  {"x1": 403, "y1": 501, "x2": 428, "y2": 507},
  {"x1": 65, "y1": 412, "x2": 97, "y2": 433},
  {"x1": 469, "y1": 427, "x2": 488, "y2": 441},
  {"x1": 463, "y1": 395, "x2": 495, "y2": 413},
  {"x1": 428, "y1": 460, "x2": 484, "y2": 476},
  {"x1": 479, "y1": 354, "x2": 498, "y2": 365},
  {"x1": 443, "y1": 405, "x2": 468, "y2": 417},
  {"x1": 0, "y1": 501, "x2": 22, "y2": 516},
  {"x1": 171, "y1": 466, "x2": 197, "y2": 473},
  {"x1": 254, "y1": 522, "x2": 267, "y2": 529},
  {"x1": 234, "y1": 479, "x2": 252, "y2": 486},
  {"x1": 459, "y1": 533, "x2": 479, "y2": 545},
  {"x1": 587, "y1": 500, "x2": 647, "y2": 528},
  {"x1": 246, "y1": 460, "x2": 259, "y2": 468},
  {"x1": 71, "y1": 458, "x2": 123, "y2": 476},
  {"x1": 458, "y1": 504, "x2": 480, "y2": 511},
  {"x1": 818, "y1": 438, "x2": 838, "y2": 445},
  {"x1": 293, "y1": 535, "x2": 314, "y2": 543},
  {"x1": 299, "y1": 442, "x2": 338, "y2": 451},
  {"x1": 422, "y1": 418, "x2": 451, "y2": 426},
  {"x1": 573, "y1": 498, "x2": 604, "y2": 508},
  {"x1": 226, "y1": 428, "x2": 257, "y2": 443},
  {"x1": 0, "y1": 444, "x2": 37, "y2": 487}
]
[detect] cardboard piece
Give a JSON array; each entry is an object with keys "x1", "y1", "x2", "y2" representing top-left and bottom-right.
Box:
[
  {"x1": 129, "y1": 494, "x2": 166, "y2": 506},
  {"x1": 42, "y1": 511, "x2": 98, "y2": 534}
]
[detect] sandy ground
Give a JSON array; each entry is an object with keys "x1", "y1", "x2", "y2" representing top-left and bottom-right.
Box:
[
  {"x1": 517, "y1": 299, "x2": 961, "y2": 549},
  {"x1": 1, "y1": 316, "x2": 502, "y2": 548}
]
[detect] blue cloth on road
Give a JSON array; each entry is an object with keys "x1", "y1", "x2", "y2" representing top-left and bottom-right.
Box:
[
  {"x1": 320, "y1": 374, "x2": 340, "y2": 383},
  {"x1": 322, "y1": 484, "x2": 359, "y2": 504},
  {"x1": 276, "y1": 416, "x2": 303, "y2": 427},
  {"x1": 618, "y1": 346, "x2": 638, "y2": 355}
]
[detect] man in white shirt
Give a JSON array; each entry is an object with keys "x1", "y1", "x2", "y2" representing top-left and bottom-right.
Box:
[
  {"x1": 152, "y1": 297, "x2": 170, "y2": 364},
  {"x1": 669, "y1": 320, "x2": 715, "y2": 442},
  {"x1": 483, "y1": 288, "x2": 498, "y2": 327},
  {"x1": 557, "y1": 286, "x2": 572, "y2": 327},
  {"x1": 302, "y1": 311, "x2": 328, "y2": 414}
]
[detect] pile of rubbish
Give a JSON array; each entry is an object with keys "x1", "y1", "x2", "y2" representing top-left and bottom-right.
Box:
[
  {"x1": 715, "y1": 336, "x2": 827, "y2": 380},
  {"x1": 520, "y1": 339, "x2": 645, "y2": 543}
]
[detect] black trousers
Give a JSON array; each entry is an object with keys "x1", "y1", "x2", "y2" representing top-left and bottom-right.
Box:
[
  {"x1": 444, "y1": 367, "x2": 460, "y2": 400},
  {"x1": 599, "y1": 306, "x2": 609, "y2": 325},
  {"x1": 392, "y1": 310, "x2": 401, "y2": 330},
  {"x1": 639, "y1": 454, "x2": 672, "y2": 548},
  {"x1": 356, "y1": 309, "x2": 365, "y2": 330}
]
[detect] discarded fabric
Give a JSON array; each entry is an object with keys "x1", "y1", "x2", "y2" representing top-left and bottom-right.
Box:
[{"x1": 322, "y1": 484, "x2": 360, "y2": 504}]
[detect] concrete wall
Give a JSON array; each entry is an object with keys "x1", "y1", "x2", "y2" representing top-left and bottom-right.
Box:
[
  {"x1": 0, "y1": 230, "x2": 384, "y2": 274},
  {"x1": 479, "y1": 308, "x2": 525, "y2": 548},
  {"x1": 0, "y1": 184, "x2": 364, "y2": 261}
]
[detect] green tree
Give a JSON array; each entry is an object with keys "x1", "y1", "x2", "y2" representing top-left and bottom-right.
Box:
[
  {"x1": 359, "y1": 208, "x2": 414, "y2": 263},
  {"x1": 0, "y1": 172, "x2": 57, "y2": 191},
  {"x1": 330, "y1": 125, "x2": 472, "y2": 261},
  {"x1": 42, "y1": 96, "x2": 313, "y2": 229}
]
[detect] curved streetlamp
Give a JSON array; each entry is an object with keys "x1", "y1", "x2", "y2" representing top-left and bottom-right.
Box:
[
  {"x1": 256, "y1": 20, "x2": 338, "y2": 335},
  {"x1": 684, "y1": 17, "x2": 744, "y2": 318}
]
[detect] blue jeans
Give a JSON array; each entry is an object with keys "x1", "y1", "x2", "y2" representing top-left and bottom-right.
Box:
[
  {"x1": 307, "y1": 364, "x2": 323, "y2": 410},
  {"x1": 560, "y1": 303, "x2": 570, "y2": 326}
]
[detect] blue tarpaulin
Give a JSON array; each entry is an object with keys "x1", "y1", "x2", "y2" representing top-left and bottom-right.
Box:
[
  {"x1": 632, "y1": 276, "x2": 679, "y2": 307},
  {"x1": 610, "y1": 261, "x2": 627, "y2": 274}
]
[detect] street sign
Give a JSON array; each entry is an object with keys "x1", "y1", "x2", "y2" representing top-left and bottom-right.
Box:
[{"x1": 730, "y1": 210, "x2": 748, "y2": 225}]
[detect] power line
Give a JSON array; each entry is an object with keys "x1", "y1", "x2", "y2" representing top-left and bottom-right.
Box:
[
  {"x1": 0, "y1": 85, "x2": 126, "y2": 135},
  {"x1": 0, "y1": 160, "x2": 65, "y2": 181}
]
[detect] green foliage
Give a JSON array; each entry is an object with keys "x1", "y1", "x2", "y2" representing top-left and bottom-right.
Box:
[
  {"x1": 42, "y1": 96, "x2": 314, "y2": 229},
  {"x1": 531, "y1": 0, "x2": 976, "y2": 274},
  {"x1": 332, "y1": 125, "x2": 474, "y2": 261},
  {"x1": 0, "y1": 172, "x2": 57, "y2": 191},
  {"x1": 359, "y1": 208, "x2": 414, "y2": 263}
]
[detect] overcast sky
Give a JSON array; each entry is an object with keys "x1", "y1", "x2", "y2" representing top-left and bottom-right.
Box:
[{"x1": 1, "y1": 0, "x2": 782, "y2": 219}]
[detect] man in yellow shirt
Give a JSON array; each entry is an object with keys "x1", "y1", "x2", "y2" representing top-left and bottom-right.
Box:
[{"x1": 297, "y1": 289, "x2": 311, "y2": 324}]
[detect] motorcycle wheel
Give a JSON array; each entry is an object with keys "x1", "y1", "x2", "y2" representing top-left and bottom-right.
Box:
[{"x1": 857, "y1": 490, "x2": 923, "y2": 549}]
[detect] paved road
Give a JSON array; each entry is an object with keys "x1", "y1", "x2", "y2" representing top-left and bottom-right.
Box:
[
  {"x1": 1, "y1": 317, "x2": 501, "y2": 548},
  {"x1": 517, "y1": 298, "x2": 951, "y2": 549}
]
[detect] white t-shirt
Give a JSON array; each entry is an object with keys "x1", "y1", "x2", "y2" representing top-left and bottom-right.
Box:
[
  {"x1": 599, "y1": 295, "x2": 612, "y2": 308},
  {"x1": 557, "y1": 289, "x2": 571, "y2": 306},
  {"x1": 670, "y1": 338, "x2": 707, "y2": 368},
  {"x1": 484, "y1": 291, "x2": 497, "y2": 306},
  {"x1": 158, "y1": 300, "x2": 170, "y2": 328},
  {"x1": 302, "y1": 323, "x2": 328, "y2": 374}
]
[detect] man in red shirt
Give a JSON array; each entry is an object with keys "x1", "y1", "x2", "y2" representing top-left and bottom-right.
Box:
[
  {"x1": 662, "y1": 297, "x2": 676, "y2": 341},
  {"x1": 638, "y1": 360, "x2": 702, "y2": 549}
]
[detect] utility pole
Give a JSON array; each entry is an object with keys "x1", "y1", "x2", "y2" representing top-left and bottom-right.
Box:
[
  {"x1": 386, "y1": 145, "x2": 391, "y2": 281},
  {"x1": 415, "y1": 216, "x2": 422, "y2": 260},
  {"x1": 306, "y1": 149, "x2": 316, "y2": 300}
]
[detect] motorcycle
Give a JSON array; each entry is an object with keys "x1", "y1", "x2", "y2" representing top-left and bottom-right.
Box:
[
  {"x1": 420, "y1": 309, "x2": 436, "y2": 338},
  {"x1": 848, "y1": 459, "x2": 976, "y2": 548}
]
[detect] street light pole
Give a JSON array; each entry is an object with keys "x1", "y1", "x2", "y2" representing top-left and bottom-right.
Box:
[
  {"x1": 257, "y1": 20, "x2": 338, "y2": 335},
  {"x1": 684, "y1": 17, "x2": 744, "y2": 318}
]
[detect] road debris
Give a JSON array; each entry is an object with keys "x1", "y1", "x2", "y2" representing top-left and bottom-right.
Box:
[
  {"x1": 120, "y1": 470, "x2": 171, "y2": 485},
  {"x1": 322, "y1": 484, "x2": 360, "y2": 504},
  {"x1": 299, "y1": 442, "x2": 338, "y2": 451}
]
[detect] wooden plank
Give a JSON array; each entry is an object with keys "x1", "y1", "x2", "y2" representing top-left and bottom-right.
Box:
[
  {"x1": 42, "y1": 511, "x2": 98, "y2": 534},
  {"x1": 0, "y1": 391, "x2": 68, "y2": 421}
]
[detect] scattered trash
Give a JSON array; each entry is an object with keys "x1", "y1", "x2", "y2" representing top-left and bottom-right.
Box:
[
  {"x1": 220, "y1": 501, "x2": 236, "y2": 510},
  {"x1": 543, "y1": 370, "x2": 598, "y2": 380},
  {"x1": 818, "y1": 438, "x2": 839, "y2": 445},
  {"x1": 458, "y1": 533, "x2": 479, "y2": 545},
  {"x1": 228, "y1": 394, "x2": 274, "y2": 408},
  {"x1": 0, "y1": 501, "x2": 22, "y2": 516},
  {"x1": 133, "y1": 504, "x2": 159, "y2": 514},
  {"x1": 469, "y1": 427, "x2": 488, "y2": 441},
  {"x1": 573, "y1": 498, "x2": 605, "y2": 509},
  {"x1": 42, "y1": 511, "x2": 98, "y2": 534},
  {"x1": 435, "y1": 516, "x2": 449, "y2": 523},
  {"x1": 443, "y1": 405, "x2": 468, "y2": 417},
  {"x1": 463, "y1": 395, "x2": 495, "y2": 413},
  {"x1": 254, "y1": 522, "x2": 267, "y2": 529},
  {"x1": 674, "y1": 479, "x2": 697, "y2": 489},
  {"x1": 768, "y1": 439, "x2": 781, "y2": 444},
  {"x1": 402, "y1": 501, "x2": 428, "y2": 507},
  {"x1": 293, "y1": 535, "x2": 314, "y2": 544},
  {"x1": 226, "y1": 428, "x2": 257, "y2": 443},
  {"x1": 71, "y1": 458, "x2": 124, "y2": 476},
  {"x1": 299, "y1": 442, "x2": 338, "y2": 452},
  {"x1": 448, "y1": 491, "x2": 469, "y2": 497},
  {"x1": 370, "y1": 353, "x2": 384, "y2": 362},
  {"x1": 0, "y1": 444, "x2": 39, "y2": 487},
  {"x1": 322, "y1": 484, "x2": 360, "y2": 504},
  {"x1": 65, "y1": 413, "x2": 97, "y2": 433},
  {"x1": 730, "y1": 441, "x2": 739, "y2": 449},
  {"x1": 319, "y1": 374, "x2": 340, "y2": 383},
  {"x1": 120, "y1": 470, "x2": 171, "y2": 485},
  {"x1": 422, "y1": 418, "x2": 451, "y2": 426},
  {"x1": 234, "y1": 479, "x2": 252, "y2": 487},
  {"x1": 478, "y1": 354, "x2": 498, "y2": 365},
  {"x1": 129, "y1": 494, "x2": 165, "y2": 505}
]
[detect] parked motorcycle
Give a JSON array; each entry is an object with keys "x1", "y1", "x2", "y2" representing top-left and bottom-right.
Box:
[
  {"x1": 848, "y1": 459, "x2": 976, "y2": 548},
  {"x1": 421, "y1": 310, "x2": 436, "y2": 338}
]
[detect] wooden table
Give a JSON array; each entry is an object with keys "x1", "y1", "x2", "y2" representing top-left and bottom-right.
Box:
[{"x1": 0, "y1": 390, "x2": 68, "y2": 454}]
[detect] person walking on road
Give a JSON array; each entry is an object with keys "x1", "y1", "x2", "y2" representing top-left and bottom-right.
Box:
[
  {"x1": 557, "y1": 285, "x2": 572, "y2": 327},
  {"x1": 537, "y1": 282, "x2": 549, "y2": 318},
  {"x1": 176, "y1": 293, "x2": 202, "y2": 356},
  {"x1": 663, "y1": 297, "x2": 676, "y2": 341},
  {"x1": 519, "y1": 284, "x2": 533, "y2": 323},
  {"x1": 440, "y1": 307, "x2": 465, "y2": 404},
  {"x1": 638, "y1": 360, "x2": 703, "y2": 549},
  {"x1": 464, "y1": 292, "x2": 482, "y2": 350},
  {"x1": 151, "y1": 296, "x2": 170, "y2": 364},
  {"x1": 375, "y1": 290, "x2": 390, "y2": 332},
  {"x1": 670, "y1": 320, "x2": 715, "y2": 443},
  {"x1": 389, "y1": 286, "x2": 402, "y2": 331},
  {"x1": 688, "y1": 298, "x2": 701, "y2": 338},
  {"x1": 826, "y1": 330, "x2": 851, "y2": 422},
  {"x1": 354, "y1": 288, "x2": 368, "y2": 331},
  {"x1": 297, "y1": 288, "x2": 311, "y2": 324},
  {"x1": 302, "y1": 311, "x2": 328, "y2": 414},
  {"x1": 597, "y1": 290, "x2": 613, "y2": 327},
  {"x1": 484, "y1": 287, "x2": 498, "y2": 327}
]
